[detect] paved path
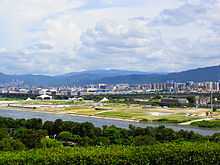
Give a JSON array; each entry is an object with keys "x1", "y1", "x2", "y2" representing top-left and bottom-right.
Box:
[{"x1": 179, "y1": 118, "x2": 214, "y2": 125}]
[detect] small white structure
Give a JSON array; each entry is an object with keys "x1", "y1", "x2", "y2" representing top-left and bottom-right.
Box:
[
  {"x1": 26, "y1": 97, "x2": 33, "y2": 101},
  {"x1": 68, "y1": 97, "x2": 84, "y2": 101},
  {"x1": 99, "y1": 97, "x2": 109, "y2": 103},
  {"x1": 36, "y1": 94, "x2": 52, "y2": 100}
]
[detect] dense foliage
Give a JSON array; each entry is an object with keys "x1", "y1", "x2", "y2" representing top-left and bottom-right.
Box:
[
  {"x1": 0, "y1": 116, "x2": 220, "y2": 164},
  {"x1": 0, "y1": 142, "x2": 219, "y2": 165},
  {"x1": 0, "y1": 116, "x2": 220, "y2": 151}
]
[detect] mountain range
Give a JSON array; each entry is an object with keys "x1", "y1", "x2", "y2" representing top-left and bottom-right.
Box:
[{"x1": 0, "y1": 65, "x2": 219, "y2": 86}]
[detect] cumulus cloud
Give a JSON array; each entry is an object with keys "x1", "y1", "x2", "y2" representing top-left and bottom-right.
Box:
[
  {"x1": 77, "y1": 20, "x2": 172, "y2": 71},
  {"x1": 152, "y1": 0, "x2": 217, "y2": 26},
  {"x1": 0, "y1": 0, "x2": 219, "y2": 74}
]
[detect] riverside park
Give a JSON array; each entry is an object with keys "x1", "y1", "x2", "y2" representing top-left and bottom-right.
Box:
[{"x1": 1, "y1": 97, "x2": 220, "y2": 129}]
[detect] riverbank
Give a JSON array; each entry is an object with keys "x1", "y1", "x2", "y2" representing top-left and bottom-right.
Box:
[
  {"x1": 1, "y1": 107, "x2": 220, "y2": 136},
  {"x1": 1, "y1": 100, "x2": 220, "y2": 130},
  {"x1": 2, "y1": 102, "x2": 214, "y2": 123},
  {"x1": 0, "y1": 106, "x2": 140, "y2": 123}
]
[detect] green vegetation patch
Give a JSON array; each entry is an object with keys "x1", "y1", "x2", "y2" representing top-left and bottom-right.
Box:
[
  {"x1": 153, "y1": 114, "x2": 199, "y2": 123},
  {"x1": 191, "y1": 120, "x2": 220, "y2": 129},
  {"x1": 0, "y1": 98, "x2": 23, "y2": 101},
  {"x1": 96, "y1": 111, "x2": 140, "y2": 119},
  {"x1": 0, "y1": 142, "x2": 219, "y2": 165}
]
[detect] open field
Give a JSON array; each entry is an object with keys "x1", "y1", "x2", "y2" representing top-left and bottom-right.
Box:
[{"x1": 1, "y1": 99, "x2": 219, "y2": 125}]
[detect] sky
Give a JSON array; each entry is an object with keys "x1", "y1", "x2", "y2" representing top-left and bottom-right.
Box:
[{"x1": 0, "y1": 0, "x2": 220, "y2": 75}]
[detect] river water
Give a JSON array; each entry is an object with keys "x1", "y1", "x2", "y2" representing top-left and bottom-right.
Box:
[{"x1": 0, "y1": 109, "x2": 219, "y2": 136}]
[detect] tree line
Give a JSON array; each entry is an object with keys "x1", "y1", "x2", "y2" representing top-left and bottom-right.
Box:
[{"x1": 0, "y1": 116, "x2": 220, "y2": 151}]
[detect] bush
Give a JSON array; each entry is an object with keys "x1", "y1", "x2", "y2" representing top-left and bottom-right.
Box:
[
  {"x1": 0, "y1": 138, "x2": 25, "y2": 151},
  {"x1": 40, "y1": 138, "x2": 63, "y2": 149},
  {"x1": 0, "y1": 142, "x2": 219, "y2": 165},
  {"x1": 57, "y1": 131, "x2": 73, "y2": 141}
]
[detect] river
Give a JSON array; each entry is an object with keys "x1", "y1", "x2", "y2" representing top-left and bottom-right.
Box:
[{"x1": 0, "y1": 109, "x2": 219, "y2": 136}]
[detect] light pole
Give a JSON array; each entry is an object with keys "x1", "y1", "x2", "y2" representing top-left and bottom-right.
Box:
[{"x1": 210, "y1": 88, "x2": 213, "y2": 112}]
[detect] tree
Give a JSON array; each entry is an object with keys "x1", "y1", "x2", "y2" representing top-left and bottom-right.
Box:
[
  {"x1": 0, "y1": 128, "x2": 8, "y2": 140},
  {"x1": 79, "y1": 122, "x2": 96, "y2": 137},
  {"x1": 14, "y1": 128, "x2": 47, "y2": 149},
  {"x1": 40, "y1": 137, "x2": 63, "y2": 149},
  {"x1": 25, "y1": 118, "x2": 43, "y2": 130},
  {"x1": 0, "y1": 138, "x2": 25, "y2": 151},
  {"x1": 96, "y1": 137, "x2": 110, "y2": 146},
  {"x1": 132, "y1": 135, "x2": 157, "y2": 146},
  {"x1": 103, "y1": 126, "x2": 122, "y2": 144},
  {"x1": 43, "y1": 121, "x2": 54, "y2": 136},
  {"x1": 187, "y1": 96, "x2": 196, "y2": 104},
  {"x1": 53, "y1": 119, "x2": 64, "y2": 135},
  {"x1": 78, "y1": 136, "x2": 94, "y2": 146},
  {"x1": 209, "y1": 133, "x2": 220, "y2": 142},
  {"x1": 57, "y1": 131, "x2": 73, "y2": 141}
]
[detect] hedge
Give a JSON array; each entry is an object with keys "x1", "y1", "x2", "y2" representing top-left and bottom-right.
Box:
[{"x1": 0, "y1": 142, "x2": 219, "y2": 165}]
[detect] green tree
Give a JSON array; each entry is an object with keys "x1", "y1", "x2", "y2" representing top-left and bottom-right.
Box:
[
  {"x1": 0, "y1": 128, "x2": 9, "y2": 140},
  {"x1": 57, "y1": 131, "x2": 73, "y2": 141},
  {"x1": 96, "y1": 137, "x2": 110, "y2": 146},
  {"x1": 0, "y1": 138, "x2": 25, "y2": 151},
  {"x1": 187, "y1": 96, "x2": 196, "y2": 104},
  {"x1": 14, "y1": 128, "x2": 47, "y2": 149},
  {"x1": 132, "y1": 135, "x2": 157, "y2": 146},
  {"x1": 40, "y1": 138, "x2": 63, "y2": 149},
  {"x1": 43, "y1": 121, "x2": 54, "y2": 136},
  {"x1": 25, "y1": 118, "x2": 43, "y2": 130}
]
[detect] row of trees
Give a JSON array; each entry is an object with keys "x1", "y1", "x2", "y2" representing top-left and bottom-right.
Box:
[{"x1": 0, "y1": 116, "x2": 219, "y2": 151}]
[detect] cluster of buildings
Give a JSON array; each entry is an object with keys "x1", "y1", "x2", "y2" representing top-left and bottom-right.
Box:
[
  {"x1": 0, "y1": 81, "x2": 219, "y2": 97},
  {"x1": 141, "y1": 81, "x2": 220, "y2": 93}
]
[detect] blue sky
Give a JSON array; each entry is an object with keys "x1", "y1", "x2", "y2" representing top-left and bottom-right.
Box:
[{"x1": 0, "y1": 0, "x2": 220, "y2": 75}]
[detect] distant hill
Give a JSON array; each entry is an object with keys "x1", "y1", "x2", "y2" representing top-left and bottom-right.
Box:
[
  {"x1": 0, "y1": 66, "x2": 219, "y2": 86},
  {"x1": 100, "y1": 65, "x2": 220, "y2": 84},
  {"x1": 57, "y1": 69, "x2": 149, "y2": 85}
]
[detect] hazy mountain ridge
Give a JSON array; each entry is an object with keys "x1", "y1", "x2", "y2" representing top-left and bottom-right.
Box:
[
  {"x1": 100, "y1": 66, "x2": 220, "y2": 84},
  {"x1": 0, "y1": 66, "x2": 219, "y2": 86}
]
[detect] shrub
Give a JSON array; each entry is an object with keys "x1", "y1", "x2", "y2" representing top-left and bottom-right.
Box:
[
  {"x1": 0, "y1": 142, "x2": 219, "y2": 165},
  {"x1": 0, "y1": 138, "x2": 25, "y2": 151},
  {"x1": 40, "y1": 138, "x2": 63, "y2": 149}
]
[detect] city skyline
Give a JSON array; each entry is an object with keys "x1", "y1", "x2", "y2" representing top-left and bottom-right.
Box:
[{"x1": 0, "y1": 0, "x2": 220, "y2": 75}]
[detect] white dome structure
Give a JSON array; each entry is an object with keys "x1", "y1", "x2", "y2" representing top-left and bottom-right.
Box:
[{"x1": 99, "y1": 97, "x2": 109, "y2": 103}]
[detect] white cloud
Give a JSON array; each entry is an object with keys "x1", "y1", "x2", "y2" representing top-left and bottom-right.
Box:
[
  {"x1": 77, "y1": 20, "x2": 169, "y2": 72},
  {"x1": 0, "y1": 0, "x2": 219, "y2": 74}
]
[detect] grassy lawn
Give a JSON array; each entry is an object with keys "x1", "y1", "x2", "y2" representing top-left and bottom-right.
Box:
[
  {"x1": 153, "y1": 113, "x2": 201, "y2": 123},
  {"x1": 96, "y1": 111, "x2": 140, "y2": 119},
  {"x1": 0, "y1": 98, "x2": 23, "y2": 101},
  {"x1": 6, "y1": 101, "x2": 209, "y2": 124}
]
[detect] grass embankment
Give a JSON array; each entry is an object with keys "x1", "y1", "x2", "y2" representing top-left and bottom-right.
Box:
[
  {"x1": 191, "y1": 120, "x2": 220, "y2": 129},
  {"x1": 75, "y1": 104, "x2": 201, "y2": 123},
  {"x1": 3, "y1": 100, "x2": 209, "y2": 124},
  {"x1": 35, "y1": 103, "x2": 204, "y2": 123},
  {"x1": 22, "y1": 100, "x2": 85, "y2": 105},
  {"x1": 0, "y1": 98, "x2": 23, "y2": 101},
  {"x1": 0, "y1": 142, "x2": 219, "y2": 165}
]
